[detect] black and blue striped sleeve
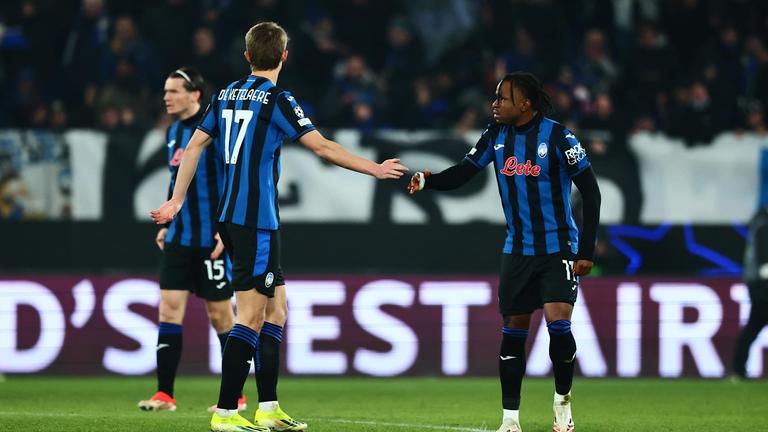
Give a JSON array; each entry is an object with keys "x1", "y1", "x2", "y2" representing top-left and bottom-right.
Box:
[
  {"x1": 554, "y1": 127, "x2": 591, "y2": 177},
  {"x1": 463, "y1": 125, "x2": 496, "y2": 168},
  {"x1": 273, "y1": 91, "x2": 316, "y2": 141},
  {"x1": 197, "y1": 94, "x2": 220, "y2": 138}
]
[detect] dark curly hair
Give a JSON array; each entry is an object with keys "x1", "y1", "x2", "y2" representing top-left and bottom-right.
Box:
[{"x1": 501, "y1": 71, "x2": 553, "y2": 116}]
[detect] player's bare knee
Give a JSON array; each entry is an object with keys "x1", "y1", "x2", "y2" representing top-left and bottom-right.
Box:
[
  {"x1": 265, "y1": 305, "x2": 287, "y2": 326},
  {"x1": 235, "y1": 309, "x2": 265, "y2": 331},
  {"x1": 503, "y1": 314, "x2": 531, "y2": 329},
  {"x1": 206, "y1": 303, "x2": 234, "y2": 331},
  {"x1": 235, "y1": 318, "x2": 264, "y2": 332},
  {"x1": 158, "y1": 299, "x2": 185, "y2": 323}
]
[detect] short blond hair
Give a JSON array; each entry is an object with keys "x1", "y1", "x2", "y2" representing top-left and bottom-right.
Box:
[{"x1": 245, "y1": 22, "x2": 288, "y2": 70}]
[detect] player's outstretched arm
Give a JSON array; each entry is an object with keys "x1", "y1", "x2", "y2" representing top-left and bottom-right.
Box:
[
  {"x1": 150, "y1": 129, "x2": 213, "y2": 224},
  {"x1": 408, "y1": 160, "x2": 481, "y2": 195},
  {"x1": 298, "y1": 130, "x2": 408, "y2": 179},
  {"x1": 572, "y1": 166, "x2": 601, "y2": 276}
]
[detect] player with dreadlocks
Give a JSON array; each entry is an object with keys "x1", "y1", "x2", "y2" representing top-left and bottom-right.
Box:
[{"x1": 408, "y1": 71, "x2": 601, "y2": 432}]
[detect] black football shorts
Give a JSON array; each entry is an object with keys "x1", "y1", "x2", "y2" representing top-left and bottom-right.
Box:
[
  {"x1": 497, "y1": 251, "x2": 579, "y2": 316},
  {"x1": 217, "y1": 222, "x2": 284, "y2": 297},
  {"x1": 159, "y1": 242, "x2": 233, "y2": 301}
]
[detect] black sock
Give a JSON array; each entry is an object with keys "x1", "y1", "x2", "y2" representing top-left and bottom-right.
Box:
[
  {"x1": 217, "y1": 330, "x2": 230, "y2": 353},
  {"x1": 218, "y1": 329, "x2": 246, "y2": 399},
  {"x1": 257, "y1": 322, "x2": 283, "y2": 402},
  {"x1": 500, "y1": 327, "x2": 528, "y2": 410},
  {"x1": 217, "y1": 324, "x2": 259, "y2": 409},
  {"x1": 157, "y1": 322, "x2": 183, "y2": 397},
  {"x1": 548, "y1": 320, "x2": 577, "y2": 395}
]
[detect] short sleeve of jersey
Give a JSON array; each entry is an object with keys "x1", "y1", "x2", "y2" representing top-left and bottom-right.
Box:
[
  {"x1": 463, "y1": 125, "x2": 496, "y2": 168},
  {"x1": 273, "y1": 91, "x2": 316, "y2": 141},
  {"x1": 556, "y1": 127, "x2": 590, "y2": 177},
  {"x1": 197, "y1": 95, "x2": 219, "y2": 138}
]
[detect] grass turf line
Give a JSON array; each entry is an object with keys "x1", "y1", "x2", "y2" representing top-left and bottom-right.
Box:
[{"x1": 0, "y1": 377, "x2": 765, "y2": 431}]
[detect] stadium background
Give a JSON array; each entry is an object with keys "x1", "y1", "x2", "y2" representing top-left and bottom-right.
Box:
[{"x1": 1, "y1": 0, "x2": 767, "y2": 413}]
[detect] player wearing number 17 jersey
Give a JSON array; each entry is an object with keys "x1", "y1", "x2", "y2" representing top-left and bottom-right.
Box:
[
  {"x1": 408, "y1": 72, "x2": 601, "y2": 432},
  {"x1": 151, "y1": 22, "x2": 408, "y2": 432}
]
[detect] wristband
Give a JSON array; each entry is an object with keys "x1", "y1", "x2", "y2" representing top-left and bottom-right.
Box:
[{"x1": 417, "y1": 172, "x2": 426, "y2": 191}]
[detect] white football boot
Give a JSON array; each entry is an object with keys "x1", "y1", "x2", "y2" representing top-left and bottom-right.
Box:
[
  {"x1": 552, "y1": 392, "x2": 575, "y2": 432},
  {"x1": 496, "y1": 418, "x2": 522, "y2": 432}
]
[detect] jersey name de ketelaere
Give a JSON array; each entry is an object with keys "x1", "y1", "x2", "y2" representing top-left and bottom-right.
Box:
[
  {"x1": 198, "y1": 75, "x2": 315, "y2": 229},
  {"x1": 166, "y1": 109, "x2": 224, "y2": 248},
  {"x1": 464, "y1": 115, "x2": 591, "y2": 255}
]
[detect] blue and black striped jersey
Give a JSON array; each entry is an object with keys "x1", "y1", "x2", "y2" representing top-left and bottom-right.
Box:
[
  {"x1": 165, "y1": 108, "x2": 225, "y2": 248},
  {"x1": 465, "y1": 115, "x2": 591, "y2": 255},
  {"x1": 198, "y1": 75, "x2": 316, "y2": 229}
]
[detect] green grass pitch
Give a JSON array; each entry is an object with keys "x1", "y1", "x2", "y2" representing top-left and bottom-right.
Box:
[{"x1": 0, "y1": 376, "x2": 765, "y2": 431}]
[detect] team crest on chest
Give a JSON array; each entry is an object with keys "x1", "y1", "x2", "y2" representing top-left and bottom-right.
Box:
[{"x1": 537, "y1": 142, "x2": 548, "y2": 158}]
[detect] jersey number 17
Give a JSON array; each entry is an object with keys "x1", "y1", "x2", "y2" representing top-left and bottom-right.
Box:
[{"x1": 221, "y1": 109, "x2": 254, "y2": 164}]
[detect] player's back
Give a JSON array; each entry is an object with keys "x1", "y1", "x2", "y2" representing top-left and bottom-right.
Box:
[{"x1": 197, "y1": 75, "x2": 315, "y2": 230}]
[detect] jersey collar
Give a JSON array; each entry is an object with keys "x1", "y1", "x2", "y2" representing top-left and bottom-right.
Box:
[
  {"x1": 181, "y1": 106, "x2": 205, "y2": 127},
  {"x1": 511, "y1": 112, "x2": 543, "y2": 134}
]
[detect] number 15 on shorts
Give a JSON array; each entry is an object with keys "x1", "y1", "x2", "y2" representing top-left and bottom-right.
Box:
[{"x1": 204, "y1": 259, "x2": 225, "y2": 281}]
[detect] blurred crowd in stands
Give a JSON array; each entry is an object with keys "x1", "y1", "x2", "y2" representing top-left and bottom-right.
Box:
[{"x1": 2, "y1": 0, "x2": 768, "y2": 155}]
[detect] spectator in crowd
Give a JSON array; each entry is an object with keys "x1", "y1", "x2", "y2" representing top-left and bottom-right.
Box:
[
  {"x1": 623, "y1": 21, "x2": 679, "y2": 119},
  {"x1": 495, "y1": 28, "x2": 545, "y2": 83},
  {"x1": 2, "y1": 0, "x2": 768, "y2": 147},
  {"x1": 667, "y1": 81, "x2": 716, "y2": 146},
  {"x1": 744, "y1": 36, "x2": 768, "y2": 104},
  {"x1": 573, "y1": 29, "x2": 619, "y2": 94},
  {"x1": 288, "y1": 12, "x2": 348, "y2": 103},
  {"x1": 98, "y1": 56, "x2": 152, "y2": 129},
  {"x1": 580, "y1": 93, "x2": 626, "y2": 158},
  {"x1": 322, "y1": 54, "x2": 382, "y2": 127},
  {"x1": 737, "y1": 101, "x2": 768, "y2": 136},
  {"x1": 697, "y1": 25, "x2": 743, "y2": 129},
  {"x1": 61, "y1": 0, "x2": 109, "y2": 127},
  {"x1": 189, "y1": 26, "x2": 231, "y2": 90},
  {"x1": 409, "y1": 75, "x2": 452, "y2": 129},
  {"x1": 551, "y1": 86, "x2": 581, "y2": 127},
  {"x1": 141, "y1": 0, "x2": 199, "y2": 73},
  {"x1": 382, "y1": 17, "x2": 423, "y2": 127},
  {"x1": 100, "y1": 15, "x2": 161, "y2": 93}
]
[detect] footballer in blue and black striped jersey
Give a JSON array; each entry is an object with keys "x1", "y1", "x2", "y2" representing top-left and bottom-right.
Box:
[
  {"x1": 150, "y1": 23, "x2": 406, "y2": 429},
  {"x1": 197, "y1": 75, "x2": 315, "y2": 230},
  {"x1": 408, "y1": 72, "x2": 601, "y2": 432},
  {"x1": 464, "y1": 115, "x2": 590, "y2": 257},
  {"x1": 158, "y1": 68, "x2": 231, "y2": 300},
  {"x1": 164, "y1": 106, "x2": 224, "y2": 249}
]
